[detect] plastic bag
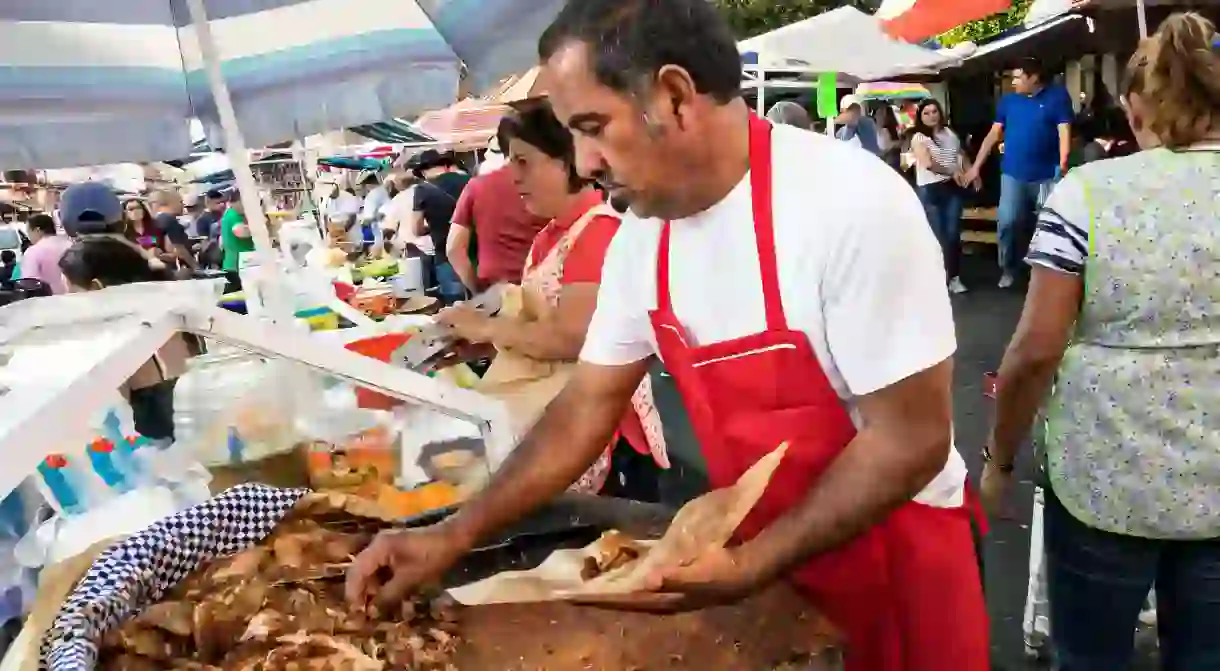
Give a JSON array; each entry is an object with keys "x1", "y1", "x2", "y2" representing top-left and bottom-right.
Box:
[
  {"x1": 296, "y1": 386, "x2": 401, "y2": 494},
  {"x1": 174, "y1": 353, "x2": 309, "y2": 468}
]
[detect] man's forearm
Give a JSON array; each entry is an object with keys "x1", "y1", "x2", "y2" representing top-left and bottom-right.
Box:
[
  {"x1": 1058, "y1": 126, "x2": 1072, "y2": 169},
  {"x1": 974, "y1": 135, "x2": 998, "y2": 171},
  {"x1": 446, "y1": 229, "x2": 479, "y2": 290},
  {"x1": 443, "y1": 372, "x2": 638, "y2": 548},
  {"x1": 745, "y1": 426, "x2": 950, "y2": 581}
]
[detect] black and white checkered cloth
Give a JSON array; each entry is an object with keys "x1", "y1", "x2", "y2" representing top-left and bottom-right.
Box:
[{"x1": 39, "y1": 484, "x2": 309, "y2": 671}]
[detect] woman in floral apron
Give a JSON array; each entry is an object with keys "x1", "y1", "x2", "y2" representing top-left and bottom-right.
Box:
[{"x1": 437, "y1": 100, "x2": 667, "y2": 498}]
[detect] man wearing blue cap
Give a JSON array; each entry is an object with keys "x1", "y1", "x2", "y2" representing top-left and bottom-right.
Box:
[{"x1": 57, "y1": 182, "x2": 168, "y2": 273}]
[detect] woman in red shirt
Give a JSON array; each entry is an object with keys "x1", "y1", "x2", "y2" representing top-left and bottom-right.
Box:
[{"x1": 438, "y1": 100, "x2": 667, "y2": 498}]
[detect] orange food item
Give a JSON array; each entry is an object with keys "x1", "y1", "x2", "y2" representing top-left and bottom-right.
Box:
[{"x1": 373, "y1": 482, "x2": 463, "y2": 519}]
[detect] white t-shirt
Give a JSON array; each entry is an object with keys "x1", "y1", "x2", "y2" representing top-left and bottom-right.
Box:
[
  {"x1": 581, "y1": 123, "x2": 965, "y2": 507},
  {"x1": 380, "y1": 188, "x2": 435, "y2": 255},
  {"x1": 325, "y1": 191, "x2": 364, "y2": 244}
]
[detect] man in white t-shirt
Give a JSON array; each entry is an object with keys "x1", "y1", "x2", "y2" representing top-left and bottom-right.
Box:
[{"x1": 345, "y1": 2, "x2": 987, "y2": 668}]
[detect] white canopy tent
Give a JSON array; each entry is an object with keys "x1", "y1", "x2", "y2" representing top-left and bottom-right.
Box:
[{"x1": 738, "y1": 7, "x2": 971, "y2": 116}]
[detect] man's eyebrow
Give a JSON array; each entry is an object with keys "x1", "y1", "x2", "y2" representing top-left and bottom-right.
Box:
[{"x1": 567, "y1": 112, "x2": 610, "y2": 128}]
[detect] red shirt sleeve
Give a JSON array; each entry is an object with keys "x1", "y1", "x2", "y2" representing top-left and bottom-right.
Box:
[
  {"x1": 451, "y1": 178, "x2": 477, "y2": 230},
  {"x1": 560, "y1": 215, "x2": 621, "y2": 284}
]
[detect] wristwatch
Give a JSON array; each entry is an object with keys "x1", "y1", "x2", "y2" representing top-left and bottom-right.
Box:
[{"x1": 982, "y1": 445, "x2": 1015, "y2": 473}]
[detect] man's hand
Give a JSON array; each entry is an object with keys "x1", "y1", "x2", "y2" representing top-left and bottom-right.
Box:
[
  {"x1": 569, "y1": 545, "x2": 767, "y2": 614},
  {"x1": 345, "y1": 523, "x2": 472, "y2": 609},
  {"x1": 961, "y1": 166, "x2": 980, "y2": 187},
  {"x1": 979, "y1": 462, "x2": 1016, "y2": 520}
]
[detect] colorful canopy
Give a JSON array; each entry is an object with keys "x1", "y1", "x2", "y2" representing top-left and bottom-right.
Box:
[
  {"x1": 855, "y1": 82, "x2": 933, "y2": 101},
  {"x1": 876, "y1": 0, "x2": 1014, "y2": 42}
]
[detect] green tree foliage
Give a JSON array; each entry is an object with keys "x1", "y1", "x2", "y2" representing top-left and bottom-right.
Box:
[
  {"x1": 937, "y1": 0, "x2": 1033, "y2": 46},
  {"x1": 714, "y1": 0, "x2": 880, "y2": 38}
]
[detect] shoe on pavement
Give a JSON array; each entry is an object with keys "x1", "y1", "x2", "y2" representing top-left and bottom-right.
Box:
[
  {"x1": 998, "y1": 273, "x2": 1015, "y2": 289},
  {"x1": 949, "y1": 277, "x2": 968, "y2": 294}
]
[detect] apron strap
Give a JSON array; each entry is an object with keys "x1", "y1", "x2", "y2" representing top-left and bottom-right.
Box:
[
  {"x1": 747, "y1": 114, "x2": 787, "y2": 332},
  {"x1": 656, "y1": 114, "x2": 789, "y2": 331}
]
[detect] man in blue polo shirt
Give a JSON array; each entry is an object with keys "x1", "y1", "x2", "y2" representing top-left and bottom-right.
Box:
[{"x1": 964, "y1": 57, "x2": 1073, "y2": 288}]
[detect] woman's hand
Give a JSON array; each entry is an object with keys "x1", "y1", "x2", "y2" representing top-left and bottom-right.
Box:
[
  {"x1": 980, "y1": 461, "x2": 1016, "y2": 520},
  {"x1": 436, "y1": 304, "x2": 495, "y2": 344}
]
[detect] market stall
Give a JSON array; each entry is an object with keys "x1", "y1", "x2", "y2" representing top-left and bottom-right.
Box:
[{"x1": 0, "y1": 279, "x2": 847, "y2": 670}]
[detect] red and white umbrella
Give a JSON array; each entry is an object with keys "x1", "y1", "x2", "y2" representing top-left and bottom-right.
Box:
[{"x1": 877, "y1": 0, "x2": 1014, "y2": 42}]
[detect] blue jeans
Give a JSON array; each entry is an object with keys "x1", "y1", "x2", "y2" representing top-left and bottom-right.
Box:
[
  {"x1": 434, "y1": 260, "x2": 467, "y2": 304},
  {"x1": 918, "y1": 181, "x2": 964, "y2": 279},
  {"x1": 1045, "y1": 488, "x2": 1220, "y2": 670},
  {"x1": 997, "y1": 174, "x2": 1054, "y2": 275}
]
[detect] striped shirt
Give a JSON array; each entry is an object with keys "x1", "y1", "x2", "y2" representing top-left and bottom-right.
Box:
[{"x1": 911, "y1": 129, "x2": 961, "y2": 186}]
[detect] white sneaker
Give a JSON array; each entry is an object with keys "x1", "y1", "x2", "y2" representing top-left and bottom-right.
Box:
[
  {"x1": 949, "y1": 277, "x2": 968, "y2": 294},
  {"x1": 998, "y1": 273, "x2": 1015, "y2": 289}
]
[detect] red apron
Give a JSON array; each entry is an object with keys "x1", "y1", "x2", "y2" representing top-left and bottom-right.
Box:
[{"x1": 649, "y1": 115, "x2": 989, "y2": 671}]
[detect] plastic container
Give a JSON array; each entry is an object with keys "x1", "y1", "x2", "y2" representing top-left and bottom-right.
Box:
[
  {"x1": 294, "y1": 306, "x2": 339, "y2": 332},
  {"x1": 172, "y1": 352, "x2": 303, "y2": 467},
  {"x1": 344, "y1": 333, "x2": 414, "y2": 409}
]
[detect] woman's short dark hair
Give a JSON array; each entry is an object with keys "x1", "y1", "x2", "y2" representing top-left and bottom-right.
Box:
[
  {"x1": 500, "y1": 100, "x2": 589, "y2": 192},
  {"x1": 59, "y1": 237, "x2": 165, "y2": 289},
  {"x1": 538, "y1": 0, "x2": 742, "y2": 104}
]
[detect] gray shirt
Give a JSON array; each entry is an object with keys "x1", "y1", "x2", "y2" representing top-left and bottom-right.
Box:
[{"x1": 1028, "y1": 143, "x2": 1220, "y2": 539}]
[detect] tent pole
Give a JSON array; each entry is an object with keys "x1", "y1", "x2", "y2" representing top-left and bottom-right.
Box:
[
  {"x1": 186, "y1": 0, "x2": 284, "y2": 316},
  {"x1": 757, "y1": 69, "x2": 767, "y2": 114}
]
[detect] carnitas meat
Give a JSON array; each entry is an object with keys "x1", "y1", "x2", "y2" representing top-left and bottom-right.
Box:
[{"x1": 97, "y1": 515, "x2": 460, "y2": 671}]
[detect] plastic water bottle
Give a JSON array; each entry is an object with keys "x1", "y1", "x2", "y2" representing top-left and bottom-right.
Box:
[
  {"x1": 86, "y1": 439, "x2": 129, "y2": 493},
  {"x1": 36, "y1": 455, "x2": 84, "y2": 516}
]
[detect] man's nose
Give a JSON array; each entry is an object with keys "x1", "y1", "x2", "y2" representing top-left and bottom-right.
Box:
[{"x1": 572, "y1": 136, "x2": 604, "y2": 180}]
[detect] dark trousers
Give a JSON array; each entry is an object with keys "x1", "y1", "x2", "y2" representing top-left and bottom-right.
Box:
[
  {"x1": 599, "y1": 437, "x2": 661, "y2": 504},
  {"x1": 1045, "y1": 488, "x2": 1220, "y2": 670},
  {"x1": 918, "y1": 180, "x2": 964, "y2": 279}
]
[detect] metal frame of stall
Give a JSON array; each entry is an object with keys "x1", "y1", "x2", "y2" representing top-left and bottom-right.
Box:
[{"x1": 0, "y1": 287, "x2": 515, "y2": 504}]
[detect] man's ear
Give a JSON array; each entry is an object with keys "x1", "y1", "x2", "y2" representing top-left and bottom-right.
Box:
[{"x1": 653, "y1": 64, "x2": 700, "y2": 132}]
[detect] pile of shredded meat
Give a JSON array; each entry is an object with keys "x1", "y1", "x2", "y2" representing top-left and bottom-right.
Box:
[{"x1": 97, "y1": 516, "x2": 460, "y2": 671}]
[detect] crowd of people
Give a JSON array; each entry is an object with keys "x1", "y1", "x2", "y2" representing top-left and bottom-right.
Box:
[{"x1": 1, "y1": 1, "x2": 1215, "y2": 669}]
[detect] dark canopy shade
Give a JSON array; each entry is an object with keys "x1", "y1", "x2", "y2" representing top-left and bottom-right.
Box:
[
  {"x1": 944, "y1": 15, "x2": 1095, "y2": 76},
  {"x1": 350, "y1": 120, "x2": 434, "y2": 144}
]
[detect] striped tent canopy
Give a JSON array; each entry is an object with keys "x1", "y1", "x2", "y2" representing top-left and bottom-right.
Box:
[
  {"x1": 415, "y1": 98, "x2": 510, "y2": 150},
  {"x1": 0, "y1": 0, "x2": 565, "y2": 169}
]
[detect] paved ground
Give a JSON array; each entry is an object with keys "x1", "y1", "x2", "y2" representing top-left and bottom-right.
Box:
[{"x1": 651, "y1": 250, "x2": 1158, "y2": 670}]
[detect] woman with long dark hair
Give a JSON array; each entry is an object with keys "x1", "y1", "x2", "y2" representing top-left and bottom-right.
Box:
[
  {"x1": 121, "y1": 199, "x2": 164, "y2": 253},
  {"x1": 909, "y1": 99, "x2": 978, "y2": 294},
  {"x1": 872, "y1": 104, "x2": 902, "y2": 170},
  {"x1": 60, "y1": 237, "x2": 185, "y2": 439}
]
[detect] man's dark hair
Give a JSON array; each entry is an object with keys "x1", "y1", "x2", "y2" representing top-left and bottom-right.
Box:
[
  {"x1": 501, "y1": 100, "x2": 590, "y2": 192},
  {"x1": 1, "y1": 250, "x2": 14, "y2": 265},
  {"x1": 538, "y1": 0, "x2": 743, "y2": 104},
  {"x1": 28, "y1": 214, "x2": 56, "y2": 236},
  {"x1": 1014, "y1": 57, "x2": 1045, "y2": 82},
  {"x1": 205, "y1": 189, "x2": 225, "y2": 201}
]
